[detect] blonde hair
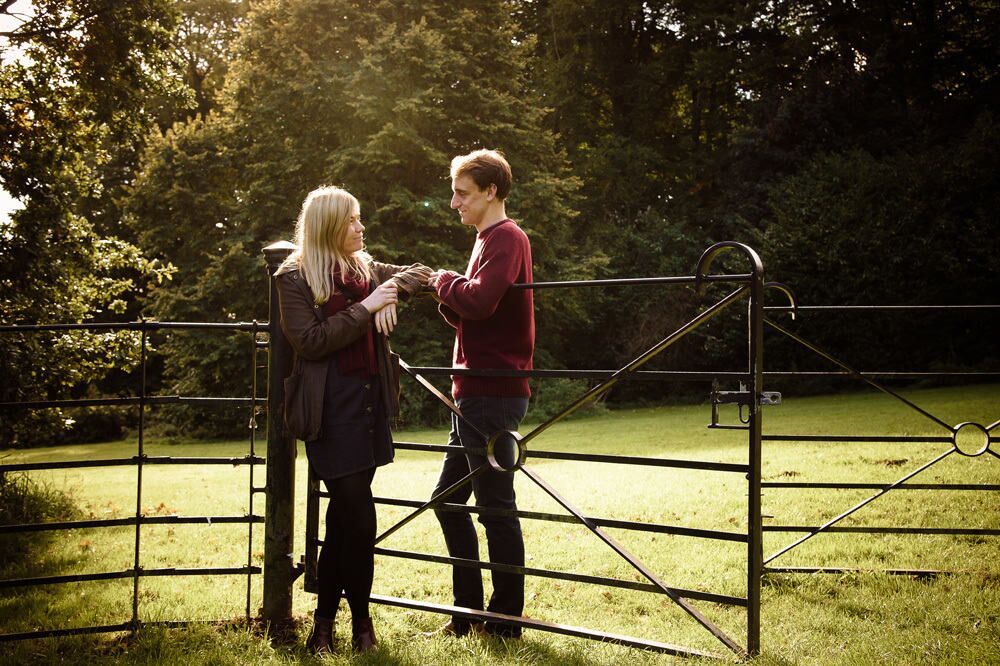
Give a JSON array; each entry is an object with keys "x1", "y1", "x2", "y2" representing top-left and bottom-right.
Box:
[{"x1": 279, "y1": 186, "x2": 372, "y2": 304}]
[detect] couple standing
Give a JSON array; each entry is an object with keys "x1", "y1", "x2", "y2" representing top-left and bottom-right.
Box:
[{"x1": 275, "y1": 149, "x2": 533, "y2": 654}]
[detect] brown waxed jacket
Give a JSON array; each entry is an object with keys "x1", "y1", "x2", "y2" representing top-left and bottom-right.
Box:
[{"x1": 275, "y1": 261, "x2": 431, "y2": 441}]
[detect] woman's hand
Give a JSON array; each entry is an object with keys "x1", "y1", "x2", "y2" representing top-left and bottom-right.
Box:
[
  {"x1": 362, "y1": 281, "x2": 398, "y2": 314},
  {"x1": 374, "y1": 303, "x2": 397, "y2": 335}
]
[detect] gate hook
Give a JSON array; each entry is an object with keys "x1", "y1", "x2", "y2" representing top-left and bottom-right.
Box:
[{"x1": 764, "y1": 281, "x2": 798, "y2": 320}]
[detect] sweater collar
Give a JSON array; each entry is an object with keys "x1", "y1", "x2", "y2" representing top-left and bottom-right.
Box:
[{"x1": 477, "y1": 218, "x2": 512, "y2": 238}]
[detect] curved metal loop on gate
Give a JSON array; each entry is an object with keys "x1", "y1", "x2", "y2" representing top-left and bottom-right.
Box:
[
  {"x1": 764, "y1": 281, "x2": 798, "y2": 320},
  {"x1": 951, "y1": 421, "x2": 991, "y2": 457},
  {"x1": 486, "y1": 430, "x2": 527, "y2": 472},
  {"x1": 694, "y1": 241, "x2": 765, "y2": 296}
]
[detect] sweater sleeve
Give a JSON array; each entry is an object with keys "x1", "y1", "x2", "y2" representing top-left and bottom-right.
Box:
[
  {"x1": 438, "y1": 303, "x2": 461, "y2": 329},
  {"x1": 371, "y1": 261, "x2": 432, "y2": 300},
  {"x1": 436, "y1": 230, "x2": 523, "y2": 320}
]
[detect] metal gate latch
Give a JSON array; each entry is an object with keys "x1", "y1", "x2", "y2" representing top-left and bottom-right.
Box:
[{"x1": 709, "y1": 382, "x2": 781, "y2": 428}]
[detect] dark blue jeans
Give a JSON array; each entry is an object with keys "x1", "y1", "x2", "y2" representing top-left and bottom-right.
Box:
[{"x1": 432, "y1": 395, "x2": 529, "y2": 637}]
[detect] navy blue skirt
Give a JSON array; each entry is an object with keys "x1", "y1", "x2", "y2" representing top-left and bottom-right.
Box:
[{"x1": 305, "y1": 361, "x2": 393, "y2": 481}]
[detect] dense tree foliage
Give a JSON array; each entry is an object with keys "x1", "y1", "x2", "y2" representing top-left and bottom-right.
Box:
[
  {"x1": 519, "y1": 0, "x2": 999, "y2": 394},
  {"x1": 125, "y1": 0, "x2": 593, "y2": 435},
  {"x1": 3, "y1": 0, "x2": 997, "y2": 443},
  {"x1": 0, "y1": 0, "x2": 178, "y2": 446}
]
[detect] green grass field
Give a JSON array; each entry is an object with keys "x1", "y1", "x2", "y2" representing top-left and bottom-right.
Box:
[{"x1": 1, "y1": 384, "x2": 998, "y2": 664}]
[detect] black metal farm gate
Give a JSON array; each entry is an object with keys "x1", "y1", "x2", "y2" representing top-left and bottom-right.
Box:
[
  {"x1": 0, "y1": 320, "x2": 267, "y2": 640},
  {"x1": 1, "y1": 240, "x2": 996, "y2": 659},
  {"x1": 294, "y1": 241, "x2": 768, "y2": 659},
  {"x1": 755, "y1": 303, "x2": 1000, "y2": 576}
]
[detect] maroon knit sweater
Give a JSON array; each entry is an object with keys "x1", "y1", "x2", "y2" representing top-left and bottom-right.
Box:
[{"x1": 436, "y1": 219, "x2": 534, "y2": 398}]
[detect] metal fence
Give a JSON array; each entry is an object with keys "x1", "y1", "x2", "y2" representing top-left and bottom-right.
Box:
[
  {"x1": 755, "y1": 304, "x2": 1000, "y2": 576},
  {"x1": 293, "y1": 243, "x2": 998, "y2": 659},
  {"x1": 2, "y1": 240, "x2": 996, "y2": 658},
  {"x1": 0, "y1": 320, "x2": 266, "y2": 641}
]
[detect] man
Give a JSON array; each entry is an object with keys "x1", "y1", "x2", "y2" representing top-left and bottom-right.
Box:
[{"x1": 426, "y1": 149, "x2": 534, "y2": 639}]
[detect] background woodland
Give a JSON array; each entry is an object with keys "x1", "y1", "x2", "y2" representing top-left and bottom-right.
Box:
[{"x1": 2, "y1": 0, "x2": 997, "y2": 445}]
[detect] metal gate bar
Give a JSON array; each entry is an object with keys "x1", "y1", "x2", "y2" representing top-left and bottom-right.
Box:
[
  {"x1": 0, "y1": 567, "x2": 261, "y2": 591},
  {"x1": 368, "y1": 494, "x2": 748, "y2": 541},
  {"x1": 370, "y1": 547, "x2": 746, "y2": 606},
  {"x1": 394, "y1": 440, "x2": 749, "y2": 472},
  {"x1": 369, "y1": 593, "x2": 723, "y2": 659},
  {"x1": 764, "y1": 482, "x2": 1000, "y2": 491},
  {"x1": 2, "y1": 514, "x2": 262, "y2": 535}
]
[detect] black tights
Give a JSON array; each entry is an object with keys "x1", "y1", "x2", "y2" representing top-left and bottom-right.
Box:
[{"x1": 316, "y1": 467, "x2": 377, "y2": 622}]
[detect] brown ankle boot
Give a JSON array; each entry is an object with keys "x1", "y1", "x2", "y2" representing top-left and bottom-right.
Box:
[
  {"x1": 352, "y1": 617, "x2": 378, "y2": 652},
  {"x1": 307, "y1": 612, "x2": 335, "y2": 655}
]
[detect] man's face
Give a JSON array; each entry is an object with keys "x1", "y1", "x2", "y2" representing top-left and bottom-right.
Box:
[{"x1": 450, "y1": 174, "x2": 492, "y2": 229}]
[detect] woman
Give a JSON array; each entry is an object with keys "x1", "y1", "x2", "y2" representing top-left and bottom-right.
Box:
[{"x1": 275, "y1": 186, "x2": 430, "y2": 654}]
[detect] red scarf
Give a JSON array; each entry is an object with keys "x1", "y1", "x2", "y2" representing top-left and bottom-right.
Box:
[{"x1": 325, "y1": 268, "x2": 377, "y2": 377}]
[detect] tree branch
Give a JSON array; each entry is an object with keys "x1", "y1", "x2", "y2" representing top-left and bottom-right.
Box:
[{"x1": 0, "y1": 10, "x2": 100, "y2": 41}]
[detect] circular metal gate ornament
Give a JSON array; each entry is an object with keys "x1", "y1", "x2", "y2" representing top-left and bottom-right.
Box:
[
  {"x1": 952, "y1": 422, "x2": 990, "y2": 457},
  {"x1": 486, "y1": 430, "x2": 526, "y2": 472}
]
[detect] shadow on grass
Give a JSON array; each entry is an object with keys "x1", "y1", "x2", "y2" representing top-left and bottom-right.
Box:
[{"x1": 0, "y1": 471, "x2": 92, "y2": 636}]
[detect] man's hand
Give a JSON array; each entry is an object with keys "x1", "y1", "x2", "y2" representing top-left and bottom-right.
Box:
[{"x1": 426, "y1": 269, "x2": 445, "y2": 302}]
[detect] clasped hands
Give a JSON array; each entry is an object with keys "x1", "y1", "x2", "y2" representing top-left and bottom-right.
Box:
[
  {"x1": 362, "y1": 281, "x2": 399, "y2": 335},
  {"x1": 364, "y1": 270, "x2": 447, "y2": 336}
]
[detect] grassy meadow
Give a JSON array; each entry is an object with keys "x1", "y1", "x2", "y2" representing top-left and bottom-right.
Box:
[{"x1": 1, "y1": 383, "x2": 998, "y2": 664}]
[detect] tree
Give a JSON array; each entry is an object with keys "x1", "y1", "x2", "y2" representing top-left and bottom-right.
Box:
[
  {"x1": 127, "y1": 0, "x2": 596, "y2": 432},
  {"x1": 761, "y1": 117, "x2": 1000, "y2": 376},
  {"x1": 513, "y1": 1, "x2": 774, "y2": 386},
  {"x1": 725, "y1": 0, "x2": 1000, "y2": 389},
  {"x1": 0, "y1": 1, "x2": 177, "y2": 446},
  {"x1": 147, "y1": 0, "x2": 248, "y2": 129}
]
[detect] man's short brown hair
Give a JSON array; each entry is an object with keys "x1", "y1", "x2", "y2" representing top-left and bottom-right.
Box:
[{"x1": 450, "y1": 149, "x2": 512, "y2": 200}]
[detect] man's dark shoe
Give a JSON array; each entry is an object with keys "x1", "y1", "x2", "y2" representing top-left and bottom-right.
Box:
[
  {"x1": 306, "y1": 612, "x2": 335, "y2": 655},
  {"x1": 351, "y1": 616, "x2": 378, "y2": 652},
  {"x1": 485, "y1": 622, "x2": 522, "y2": 640},
  {"x1": 421, "y1": 619, "x2": 486, "y2": 638}
]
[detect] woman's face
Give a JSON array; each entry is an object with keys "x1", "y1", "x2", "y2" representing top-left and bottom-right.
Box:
[{"x1": 341, "y1": 208, "x2": 365, "y2": 254}]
